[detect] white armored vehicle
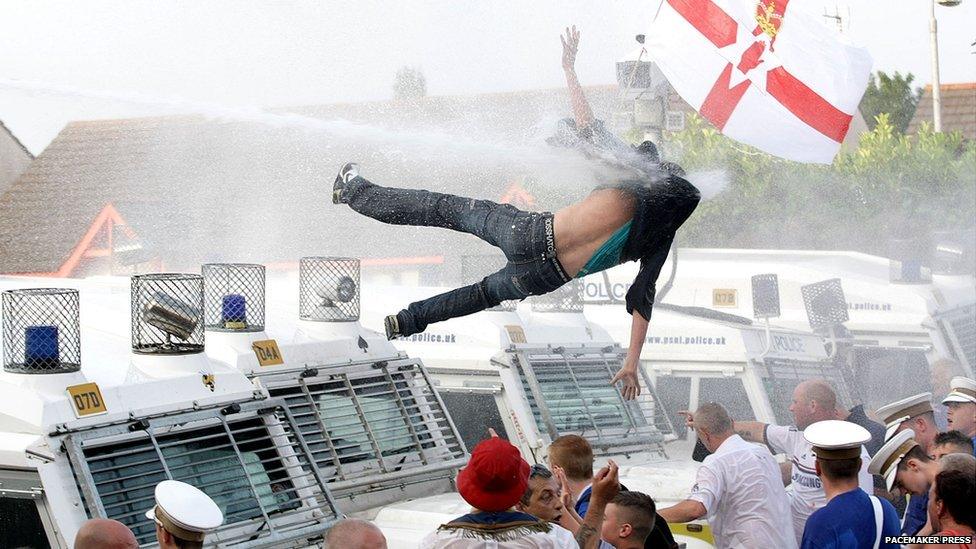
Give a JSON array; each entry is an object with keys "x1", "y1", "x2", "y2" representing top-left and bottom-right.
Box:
[
  {"x1": 202, "y1": 259, "x2": 469, "y2": 518},
  {"x1": 651, "y1": 246, "x2": 976, "y2": 410},
  {"x1": 360, "y1": 270, "x2": 715, "y2": 548},
  {"x1": 0, "y1": 274, "x2": 341, "y2": 548}
]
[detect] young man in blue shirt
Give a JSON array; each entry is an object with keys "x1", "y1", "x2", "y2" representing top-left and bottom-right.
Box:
[{"x1": 801, "y1": 421, "x2": 901, "y2": 549}]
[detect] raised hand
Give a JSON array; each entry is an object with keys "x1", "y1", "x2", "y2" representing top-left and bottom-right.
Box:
[
  {"x1": 590, "y1": 459, "x2": 620, "y2": 505},
  {"x1": 561, "y1": 25, "x2": 580, "y2": 71},
  {"x1": 678, "y1": 410, "x2": 696, "y2": 430}
]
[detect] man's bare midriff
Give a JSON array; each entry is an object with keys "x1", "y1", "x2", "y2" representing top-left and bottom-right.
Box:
[{"x1": 553, "y1": 188, "x2": 637, "y2": 277}]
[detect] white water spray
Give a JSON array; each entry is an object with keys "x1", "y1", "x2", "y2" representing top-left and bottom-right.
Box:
[{"x1": 0, "y1": 77, "x2": 729, "y2": 199}]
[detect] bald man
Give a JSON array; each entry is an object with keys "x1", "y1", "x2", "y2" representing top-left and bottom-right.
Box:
[
  {"x1": 74, "y1": 519, "x2": 138, "y2": 549},
  {"x1": 730, "y1": 379, "x2": 873, "y2": 545},
  {"x1": 664, "y1": 403, "x2": 795, "y2": 549},
  {"x1": 324, "y1": 518, "x2": 388, "y2": 549}
]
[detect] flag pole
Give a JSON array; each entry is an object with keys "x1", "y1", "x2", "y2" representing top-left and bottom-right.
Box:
[{"x1": 651, "y1": 0, "x2": 667, "y2": 25}]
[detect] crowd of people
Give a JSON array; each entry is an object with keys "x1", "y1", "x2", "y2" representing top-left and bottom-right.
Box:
[
  {"x1": 411, "y1": 374, "x2": 976, "y2": 549},
  {"x1": 68, "y1": 374, "x2": 975, "y2": 549}
]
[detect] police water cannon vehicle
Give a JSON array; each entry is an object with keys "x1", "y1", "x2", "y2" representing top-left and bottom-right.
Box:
[
  {"x1": 359, "y1": 271, "x2": 714, "y2": 549},
  {"x1": 584, "y1": 254, "x2": 862, "y2": 432},
  {"x1": 0, "y1": 275, "x2": 340, "y2": 548},
  {"x1": 652, "y1": 246, "x2": 976, "y2": 409},
  {"x1": 202, "y1": 258, "x2": 469, "y2": 518}
]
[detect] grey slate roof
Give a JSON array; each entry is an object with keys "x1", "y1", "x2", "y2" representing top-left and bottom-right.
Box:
[
  {"x1": 0, "y1": 86, "x2": 620, "y2": 275},
  {"x1": 0, "y1": 119, "x2": 33, "y2": 198},
  {"x1": 907, "y1": 83, "x2": 976, "y2": 140}
]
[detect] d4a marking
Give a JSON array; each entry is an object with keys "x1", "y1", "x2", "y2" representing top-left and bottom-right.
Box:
[{"x1": 252, "y1": 339, "x2": 284, "y2": 367}]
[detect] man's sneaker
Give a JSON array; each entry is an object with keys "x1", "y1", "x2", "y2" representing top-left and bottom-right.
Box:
[
  {"x1": 332, "y1": 162, "x2": 360, "y2": 204},
  {"x1": 384, "y1": 314, "x2": 402, "y2": 340}
]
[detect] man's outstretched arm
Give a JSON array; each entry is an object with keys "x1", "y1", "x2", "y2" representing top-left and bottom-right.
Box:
[
  {"x1": 733, "y1": 421, "x2": 768, "y2": 444},
  {"x1": 610, "y1": 311, "x2": 649, "y2": 400},
  {"x1": 561, "y1": 25, "x2": 595, "y2": 130},
  {"x1": 658, "y1": 499, "x2": 707, "y2": 524}
]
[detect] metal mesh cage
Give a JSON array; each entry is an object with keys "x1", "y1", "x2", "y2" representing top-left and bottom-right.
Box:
[
  {"x1": 203, "y1": 264, "x2": 266, "y2": 332},
  {"x1": 800, "y1": 278, "x2": 849, "y2": 330},
  {"x1": 751, "y1": 273, "x2": 781, "y2": 319},
  {"x1": 2, "y1": 288, "x2": 81, "y2": 374},
  {"x1": 530, "y1": 280, "x2": 584, "y2": 313},
  {"x1": 460, "y1": 254, "x2": 516, "y2": 312},
  {"x1": 299, "y1": 257, "x2": 360, "y2": 322},
  {"x1": 131, "y1": 274, "x2": 205, "y2": 354}
]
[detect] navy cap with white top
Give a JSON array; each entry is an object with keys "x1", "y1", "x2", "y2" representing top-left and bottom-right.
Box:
[
  {"x1": 875, "y1": 392, "x2": 933, "y2": 441},
  {"x1": 803, "y1": 420, "x2": 872, "y2": 460},
  {"x1": 145, "y1": 480, "x2": 224, "y2": 542},
  {"x1": 867, "y1": 429, "x2": 919, "y2": 492}
]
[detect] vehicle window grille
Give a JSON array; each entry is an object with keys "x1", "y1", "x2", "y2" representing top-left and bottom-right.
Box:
[
  {"x1": 939, "y1": 303, "x2": 976, "y2": 370},
  {"x1": 266, "y1": 359, "x2": 467, "y2": 497},
  {"x1": 761, "y1": 358, "x2": 852, "y2": 425},
  {"x1": 512, "y1": 346, "x2": 673, "y2": 454},
  {"x1": 654, "y1": 375, "x2": 691, "y2": 438},
  {"x1": 699, "y1": 377, "x2": 756, "y2": 422},
  {"x1": 65, "y1": 399, "x2": 338, "y2": 548},
  {"x1": 852, "y1": 347, "x2": 932, "y2": 411}
]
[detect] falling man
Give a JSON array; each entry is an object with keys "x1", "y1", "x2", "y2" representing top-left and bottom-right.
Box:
[{"x1": 331, "y1": 26, "x2": 700, "y2": 400}]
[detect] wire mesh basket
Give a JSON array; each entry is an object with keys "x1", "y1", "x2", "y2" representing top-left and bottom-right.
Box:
[
  {"x1": 202, "y1": 263, "x2": 266, "y2": 332},
  {"x1": 530, "y1": 280, "x2": 584, "y2": 313},
  {"x1": 751, "y1": 273, "x2": 781, "y2": 319},
  {"x1": 801, "y1": 278, "x2": 849, "y2": 330},
  {"x1": 299, "y1": 257, "x2": 360, "y2": 322},
  {"x1": 2, "y1": 288, "x2": 81, "y2": 374},
  {"x1": 460, "y1": 254, "x2": 517, "y2": 312},
  {"x1": 131, "y1": 274, "x2": 205, "y2": 354}
]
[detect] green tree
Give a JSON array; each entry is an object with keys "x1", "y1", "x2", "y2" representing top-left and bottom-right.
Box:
[
  {"x1": 393, "y1": 66, "x2": 427, "y2": 100},
  {"x1": 858, "y1": 71, "x2": 922, "y2": 133},
  {"x1": 663, "y1": 113, "x2": 975, "y2": 255}
]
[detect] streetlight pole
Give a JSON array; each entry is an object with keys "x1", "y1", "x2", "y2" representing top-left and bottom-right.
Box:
[
  {"x1": 930, "y1": 0, "x2": 943, "y2": 132},
  {"x1": 929, "y1": 0, "x2": 962, "y2": 132}
]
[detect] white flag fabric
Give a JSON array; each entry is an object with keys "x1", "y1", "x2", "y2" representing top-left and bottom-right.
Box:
[{"x1": 646, "y1": 0, "x2": 873, "y2": 163}]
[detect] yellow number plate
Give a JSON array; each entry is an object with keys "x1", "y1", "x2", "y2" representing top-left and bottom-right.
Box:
[
  {"x1": 252, "y1": 339, "x2": 284, "y2": 366},
  {"x1": 66, "y1": 382, "x2": 108, "y2": 418},
  {"x1": 712, "y1": 288, "x2": 738, "y2": 308},
  {"x1": 505, "y1": 325, "x2": 527, "y2": 344}
]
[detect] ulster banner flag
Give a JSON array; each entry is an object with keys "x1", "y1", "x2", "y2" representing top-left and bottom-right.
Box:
[{"x1": 646, "y1": 0, "x2": 872, "y2": 163}]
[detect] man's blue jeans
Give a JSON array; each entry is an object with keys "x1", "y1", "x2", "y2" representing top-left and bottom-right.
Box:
[{"x1": 344, "y1": 176, "x2": 571, "y2": 336}]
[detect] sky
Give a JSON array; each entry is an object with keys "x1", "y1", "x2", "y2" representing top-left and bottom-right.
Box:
[{"x1": 1, "y1": 0, "x2": 974, "y2": 154}]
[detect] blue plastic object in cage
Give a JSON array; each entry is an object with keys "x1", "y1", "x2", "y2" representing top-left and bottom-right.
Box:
[
  {"x1": 25, "y1": 325, "x2": 59, "y2": 368},
  {"x1": 222, "y1": 294, "x2": 247, "y2": 329}
]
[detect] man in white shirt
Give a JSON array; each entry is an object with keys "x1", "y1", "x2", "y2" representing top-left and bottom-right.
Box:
[
  {"x1": 660, "y1": 402, "x2": 796, "y2": 549},
  {"x1": 732, "y1": 379, "x2": 873, "y2": 545}
]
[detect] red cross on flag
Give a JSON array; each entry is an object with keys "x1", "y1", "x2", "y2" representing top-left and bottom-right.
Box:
[{"x1": 646, "y1": 0, "x2": 872, "y2": 163}]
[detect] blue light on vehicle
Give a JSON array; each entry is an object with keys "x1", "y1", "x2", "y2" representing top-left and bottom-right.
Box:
[
  {"x1": 222, "y1": 294, "x2": 247, "y2": 329},
  {"x1": 25, "y1": 325, "x2": 59, "y2": 367}
]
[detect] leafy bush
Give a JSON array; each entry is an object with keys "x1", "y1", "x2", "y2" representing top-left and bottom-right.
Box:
[{"x1": 667, "y1": 113, "x2": 976, "y2": 255}]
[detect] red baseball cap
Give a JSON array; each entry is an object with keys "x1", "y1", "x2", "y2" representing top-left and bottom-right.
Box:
[{"x1": 456, "y1": 437, "x2": 530, "y2": 512}]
